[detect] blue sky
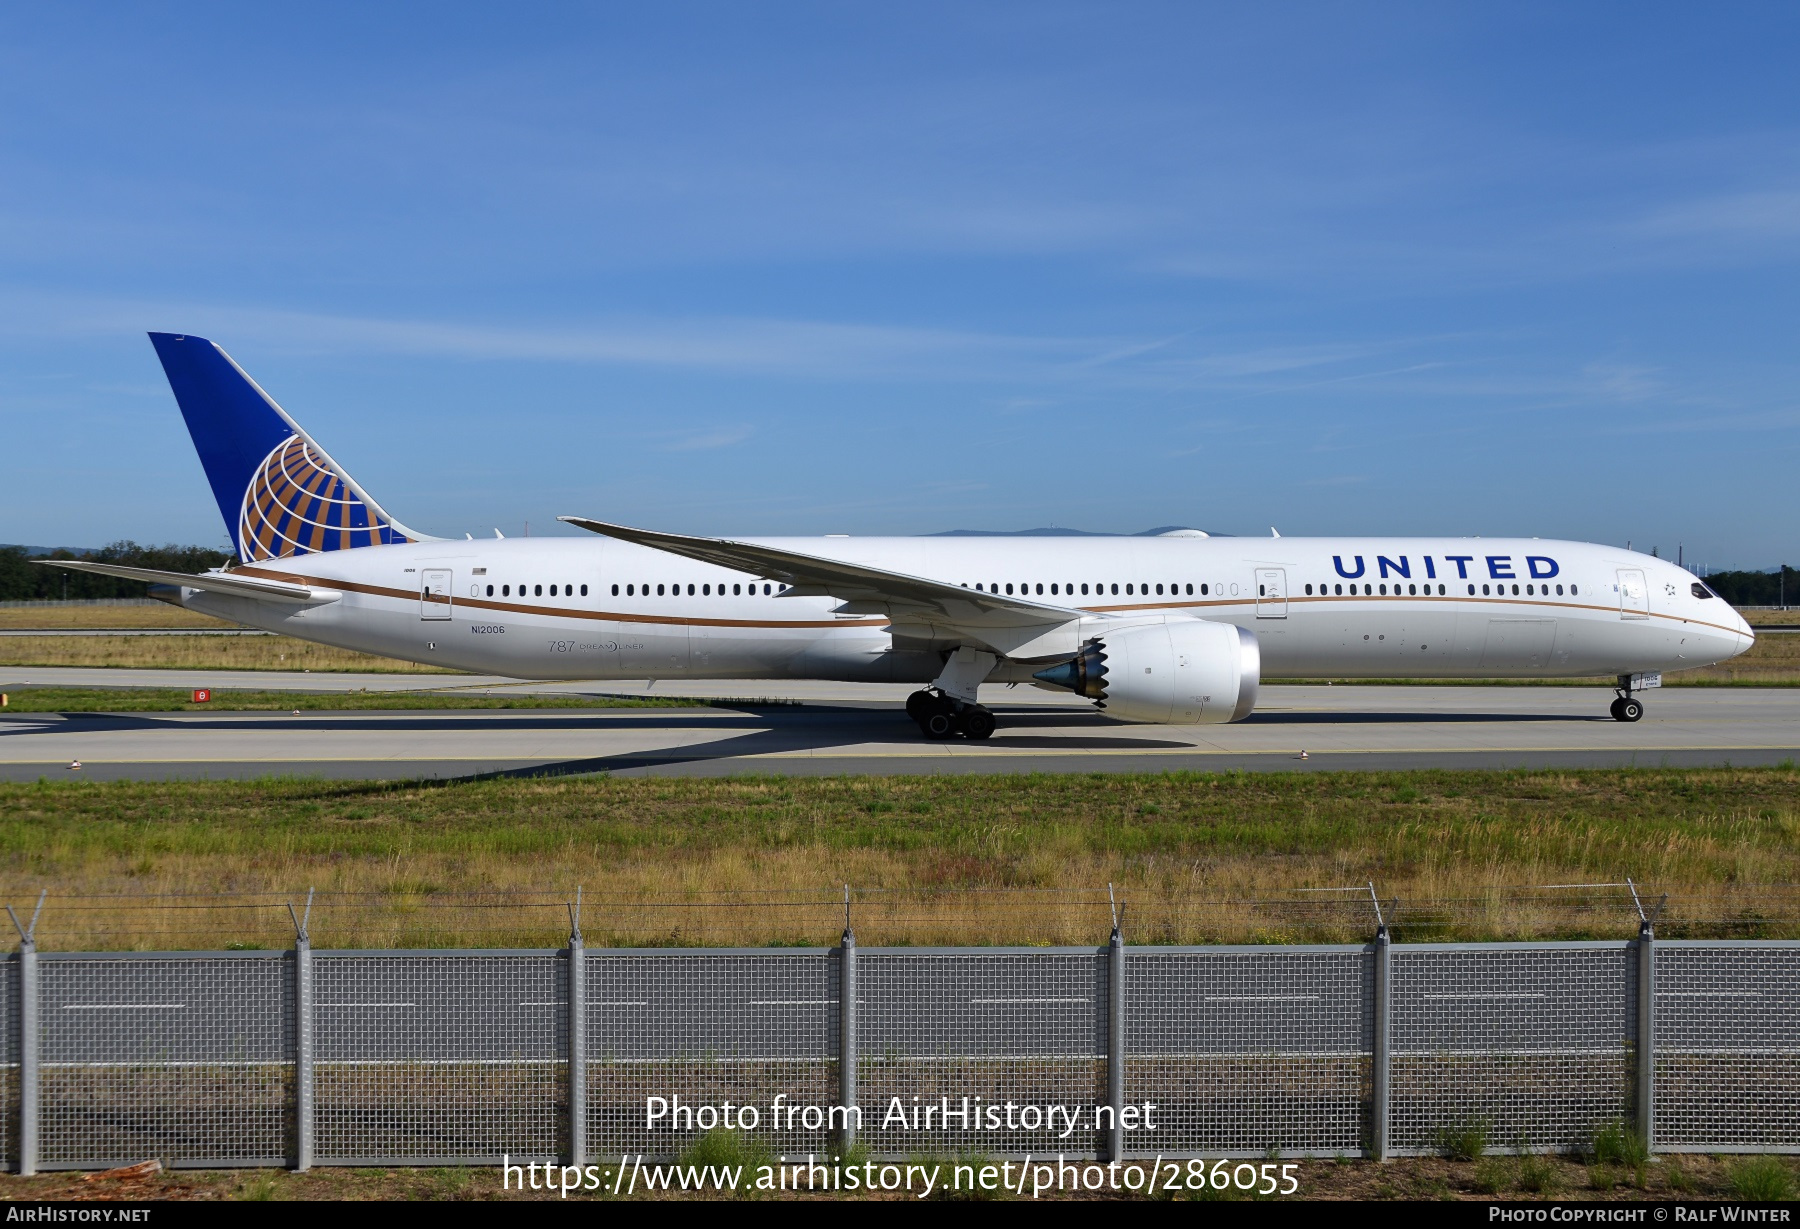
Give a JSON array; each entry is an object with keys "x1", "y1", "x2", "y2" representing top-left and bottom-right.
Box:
[{"x1": 2, "y1": 3, "x2": 1797, "y2": 568}]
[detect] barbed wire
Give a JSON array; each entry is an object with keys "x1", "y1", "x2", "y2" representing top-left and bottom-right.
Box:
[{"x1": 3, "y1": 882, "x2": 1797, "y2": 951}]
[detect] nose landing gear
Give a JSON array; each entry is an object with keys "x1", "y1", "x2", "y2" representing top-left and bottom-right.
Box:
[
  {"x1": 1610, "y1": 673, "x2": 1646, "y2": 722},
  {"x1": 905, "y1": 689, "x2": 997, "y2": 740}
]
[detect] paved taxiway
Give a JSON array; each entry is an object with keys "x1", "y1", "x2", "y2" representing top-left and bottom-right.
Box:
[{"x1": 1, "y1": 667, "x2": 1795, "y2": 779}]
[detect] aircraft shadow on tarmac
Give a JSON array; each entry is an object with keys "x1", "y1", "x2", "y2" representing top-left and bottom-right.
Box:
[
  {"x1": 0, "y1": 703, "x2": 1185, "y2": 779},
  {"x1": 0, "y1": 697, "x2": 1609, "y2": 783}
]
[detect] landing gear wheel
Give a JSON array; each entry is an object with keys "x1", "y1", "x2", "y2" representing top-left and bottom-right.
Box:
[
  {"x1": 905, "y1": 690, "x2": 934, "y2": 722},
  {"x1": 1618, "y1": 697, "x2": 1643, "y2": 722},
  {"x1": 923, "y1": 711, "x2": 956, "y2": 739},
  {"x1": 1609, "y1": 697, "x2": 1625, "y2": 721},
  {"x1": 963, "y1": 707, "x2": 997, "y2": 741}
]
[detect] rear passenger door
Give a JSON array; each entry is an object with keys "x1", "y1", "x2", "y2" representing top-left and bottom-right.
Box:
[{"x1": 420, "y1": 568, "x2": 453, "y2": 620}]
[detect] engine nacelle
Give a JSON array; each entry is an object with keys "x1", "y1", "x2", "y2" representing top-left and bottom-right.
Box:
[{"x1": 1033, "y1": 620, "x2": 1260, "y2": 724}]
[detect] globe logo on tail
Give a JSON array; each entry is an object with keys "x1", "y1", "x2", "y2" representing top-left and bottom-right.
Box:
[{"x1": 238, "y1": 435, "x2": 411, "y2": 561}]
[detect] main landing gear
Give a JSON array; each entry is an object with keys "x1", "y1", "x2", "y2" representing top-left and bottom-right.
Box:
[
  {"x1": 1610, "y1": 674, "x2": 1645, "y2": 723},
  {"x1": 906, "y1": 689, "x2": 997, "y2": 740}
]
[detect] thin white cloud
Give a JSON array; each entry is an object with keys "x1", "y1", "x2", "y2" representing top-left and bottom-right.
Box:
[
  {"x1": 662, "y1": 426, "x2": 753, "y2": 452},
  {"x1": 0, "y1": 290, "x2": 1117, "y2": 381},
  {"x1": 1632, "y1": 187, "x2": 1800, "y2": 243}
]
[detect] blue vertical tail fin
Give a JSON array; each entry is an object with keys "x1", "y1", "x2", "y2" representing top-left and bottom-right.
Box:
[{"x1": 149, "y1": 333, "x2": 429, "y2": 562}]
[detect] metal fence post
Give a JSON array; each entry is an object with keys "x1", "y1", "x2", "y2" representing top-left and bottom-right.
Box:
[
  {"x1": 1636, "y1": 919, "x2": 1655, "y2": 1154},
  {"x1": 1106, "y1": 920, "x2": 1125, "y2": 1162},
  {"x1": 838, "y1": 894, "x2": 857, "y2": 1153},
  {"x1": 568, "y1": 891, "x2": 586, "y2": 1168},
  {"x1": 8, "y1": 892, "x2": 44, "y2": 1177},
  {"x1": 1370, "y1": 925, "x2": 1392, "y2": 1161},
  {"x1": 291, "y1": 893, "x2": 314, "y2": 1172},
  {"x1": 16, "y1": 938, "x2": 37, "y2": 1177}
]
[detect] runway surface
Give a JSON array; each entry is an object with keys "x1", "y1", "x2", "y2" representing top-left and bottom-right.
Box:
[{"x1": 2, "y1": 667, "x2": 1796, "y2": 780}]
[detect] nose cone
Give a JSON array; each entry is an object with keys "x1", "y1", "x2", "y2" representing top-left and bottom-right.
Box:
[{"x1": 1729, "y1": 610, "x2": 1756, "y2": 659}]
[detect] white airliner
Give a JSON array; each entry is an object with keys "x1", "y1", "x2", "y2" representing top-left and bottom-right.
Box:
[{"x1": 46, "y1": 334, "x2": 1755, "y2": 738}]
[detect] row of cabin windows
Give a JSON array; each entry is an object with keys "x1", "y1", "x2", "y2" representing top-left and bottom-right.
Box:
[
  {"x1": 483, "y1": 583, "x2": 588, "y2": 598},
  {"x1": 474, "y1": 577, "x2": 1584, "y2": 604},
  {"x1": 963, "y1": 582, "x2": 1209, "y2": 598},
  {"x1": 483, "y1": 582, "x2": 790, "y2": 599},
  {"x1": 1303, "y1": 582, "x2": 1579, "y2": 597},
  {"x1": 612, "y1": 583, "x2": 786, "y2": 597}
]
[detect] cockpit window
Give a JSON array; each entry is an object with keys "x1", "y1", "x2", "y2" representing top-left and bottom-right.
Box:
[{"x1": 1691, "y1": 582, "x2": 1714, "y2": 600}]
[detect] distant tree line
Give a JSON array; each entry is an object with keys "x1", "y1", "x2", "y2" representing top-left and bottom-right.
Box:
[
  {"x1": 1703, "y1": 566, "x2": 1799, "y2": 608},
  {"x1": 0, "y1": 542, "x2": 234, "y2": 601}
]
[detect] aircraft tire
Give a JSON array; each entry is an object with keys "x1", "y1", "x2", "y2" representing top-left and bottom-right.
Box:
[
  {"x1": 923, "y1": 711, "x2": 956, "y2": 739},
  {"x1": 964, "y1": 707, "x2": 997, "y2": 740},
  {"x1": 1609, "y1": 697, "x2": 1625, "y2": 721},
  {"x1": 905, "y1": 690, "x2": 935, "y2": 722},
  {"x1": 1619, "y1": 697, "x2": 1643, "y2": 722}
]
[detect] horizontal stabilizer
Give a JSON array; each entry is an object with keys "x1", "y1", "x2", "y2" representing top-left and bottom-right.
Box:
[{"x1": 30, "y1": 559, "x2": 334, "y2": 604}]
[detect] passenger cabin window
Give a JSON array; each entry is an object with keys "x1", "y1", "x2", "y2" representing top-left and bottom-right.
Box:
[
  {"x1": 486, "y1": 585, "x2": 494, "y2": 596},
  {"x1": 581, "y1": 584, "x2": 588, "y2": 596},
  {"x1": 612, "y1": 584, "x2": 619, "y2": 596}
]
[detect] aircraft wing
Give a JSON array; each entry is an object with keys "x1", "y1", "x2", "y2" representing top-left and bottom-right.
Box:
[
  {"x1": 559, "y1": 515, "x2": 1088, "y2": 658},
  {"x1": 30, "y1": 559, "x2": 333, "y2": 604}
]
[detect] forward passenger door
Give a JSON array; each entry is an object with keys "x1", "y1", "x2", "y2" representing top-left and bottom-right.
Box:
[
  {"x1": 1255, "y1": 569, "x2": 1288, "y2": 618},
  {"x1": 1617, "y1": 569, "x2": 1649, "y2": 620}
]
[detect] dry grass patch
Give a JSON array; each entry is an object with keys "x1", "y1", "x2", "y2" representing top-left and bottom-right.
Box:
[
  {"x1": 0, "y1": 634, "x2": 456, "y2": 673},
  {"x1": 0, "y1": 768, "x2": 1795, "y2": 948},
  {"x1": 0, "y1": 603, "x2": 234, "y2": 629}
]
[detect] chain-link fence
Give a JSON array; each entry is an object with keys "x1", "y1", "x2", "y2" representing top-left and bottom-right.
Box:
[{"x1": 0, "y1": 890, "x2": 1795, "y2": 1170}]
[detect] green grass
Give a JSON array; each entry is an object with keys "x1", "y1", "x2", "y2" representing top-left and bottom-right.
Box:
[
  {"x1": 1471, "y1": 1158, "x2": 1510, "y2": 1194},
  {"x1": 0, "y1": 767, "x2": 1795, "y2": 948},
  {"x1": 1514, "y1": 1149, "x2": 1559, "y2": 1195},
  {"x1": 1728, "y1": 1156, "x2": 1795, "y2": 1201},
  {"x1": 1434, "y1": 1118, "x2": 1490, "y2": 1161},
  {"x1": 0, "y1": 686, "x2": 724, "y2": 712},
  {"x1": 677, "y1": 1127, "x2": 774, "y2": 1177},
  {"x1": 1588, "y1": 1118, "x2": 1649, "y2": 1167}
]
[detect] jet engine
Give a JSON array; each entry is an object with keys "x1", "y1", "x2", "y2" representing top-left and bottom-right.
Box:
[{"x1": 1032, "y1": 619, "x2": 1260, "y2": 724}]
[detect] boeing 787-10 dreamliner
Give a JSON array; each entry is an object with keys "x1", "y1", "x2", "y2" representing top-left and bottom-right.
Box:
[{"x1": 43, "y1": 334, "x2": 1754, "y2": 739}]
